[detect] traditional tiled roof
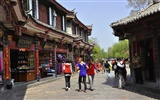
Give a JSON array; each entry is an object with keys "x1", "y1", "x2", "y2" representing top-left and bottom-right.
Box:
[{"x1": 110, "y1": 2, "x2": 160, "y2": 27}]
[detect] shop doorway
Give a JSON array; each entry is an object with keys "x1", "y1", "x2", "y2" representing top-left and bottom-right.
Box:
[
  {"x1": 139, "y1": 39, "x2": 155, "y2": 82},
  {"x1": 145, "y1": 39, "x2": 155, "y2": 82},
  {"x1": 140, "y1": 39, "x2": 155, "y2": 82}
]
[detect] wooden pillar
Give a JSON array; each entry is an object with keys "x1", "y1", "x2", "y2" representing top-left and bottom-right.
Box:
[
  {"x1": 129, "y1": 36, "x2": 135, "y2": 83},
  {"x1": 34, "y1": 35, "x2": 40, "y2": 81},
  {"x1": 3, "y1": 33, "x2": 12, "y2": 89}
]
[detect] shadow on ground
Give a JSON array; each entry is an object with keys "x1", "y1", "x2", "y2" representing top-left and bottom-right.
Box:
[
  {"x1": 0, "y1": 75, "x2": 62, "y2": 100},
  {"x1": 102, "y1": 75, "x2": 160, "y2": 99}
]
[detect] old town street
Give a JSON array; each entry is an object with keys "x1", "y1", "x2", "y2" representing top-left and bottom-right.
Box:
[{"x1": 1, "y1": 68, "x2": 160, "y2": 100}]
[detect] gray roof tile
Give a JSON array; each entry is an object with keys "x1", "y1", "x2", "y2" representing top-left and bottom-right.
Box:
[{"x1": 111, "y1": 2, "x2": 160, "y2": 27}]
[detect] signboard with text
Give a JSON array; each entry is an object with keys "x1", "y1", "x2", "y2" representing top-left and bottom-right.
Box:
[
  {"x1": 43, "y1": 42, "x2": 53, "y2": 50},
  {"x1": 17, "y1": 37, "x2": 33, "y2": 48}
]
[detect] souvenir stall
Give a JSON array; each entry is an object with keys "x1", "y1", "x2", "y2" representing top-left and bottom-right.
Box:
[{"x1": 39, "y1": 42, "x2": 53, "y2": 78}]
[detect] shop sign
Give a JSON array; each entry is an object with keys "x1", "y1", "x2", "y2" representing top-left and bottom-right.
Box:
[
  {"x1": 43, "y1": 42, "x2": 53, "y2": 50},
  {"x1": 17, "y1": 37, "x2": 33, "y2": 48}
]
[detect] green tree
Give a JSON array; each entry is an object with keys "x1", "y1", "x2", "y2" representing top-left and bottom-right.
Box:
[
  {"x1": 89, "y1": 38, "x2": 129, "y2": 60},
  {"x1": 89, "y1": 37, "x2": 106, "y2": 61},
  {"x1": 106, "y1": 40, "x2": 129, "y2": 59}
]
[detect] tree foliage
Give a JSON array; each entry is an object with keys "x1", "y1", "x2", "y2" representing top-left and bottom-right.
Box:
[
  {"x1": 89, "y1": 37, "x2": 106, "y2": 61},
  {"x1": 127, "y1": 0, "x2": 152, "y2": 10},
  {"x1": 106, "y1": 40, "x2": 129, "y2": 59},
  {"x1": 89, "y1": 38, "x2": 129, "y2": 61}
]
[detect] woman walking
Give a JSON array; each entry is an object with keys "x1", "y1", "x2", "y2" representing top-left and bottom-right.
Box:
[
  {"x1": 62, "y1": 59, "x2": 73, "y2": 91},
  {"x1": 76, "y1": 57, "x2": 89, "y2": 93},
  {"x1": 87, "y1": 57, "x2": 98, "y2": 91}
]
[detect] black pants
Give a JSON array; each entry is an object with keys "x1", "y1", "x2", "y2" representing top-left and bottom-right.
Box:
[
  {"x1": 78, "y1": 76, "x2": 87, "y2": 90},
  {"x1": 65, "y1": 76, "x2": 71, "y2": 88},
  {"x1": 134, "y1": 68, "x2": 143, "y2": 84}
]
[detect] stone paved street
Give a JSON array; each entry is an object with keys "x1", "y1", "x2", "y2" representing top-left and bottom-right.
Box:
[{"x1": 1, "y1": 69, "x2": 160, "y2": 100}]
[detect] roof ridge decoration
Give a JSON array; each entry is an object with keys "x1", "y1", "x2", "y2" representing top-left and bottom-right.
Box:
[{"x1": 50, "y1": 0, "x2": 74, "y2": 14}]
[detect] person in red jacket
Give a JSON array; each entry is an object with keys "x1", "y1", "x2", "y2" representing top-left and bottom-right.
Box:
[{"x1": 87, "y1": 57, "x2": 99, "y2": 91}]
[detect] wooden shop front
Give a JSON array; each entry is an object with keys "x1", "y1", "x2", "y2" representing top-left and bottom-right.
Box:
[{"x1": 9, "y1": 34, "x2": 36, "y2": 82}]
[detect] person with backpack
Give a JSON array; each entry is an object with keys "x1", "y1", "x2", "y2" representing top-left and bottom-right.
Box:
[
  {"x1": 105, "y1": 60, "x2": 111, "y2": 79},
  {"x1": 76, "y1": 57, "x2": 89, "y2": 93},
  {"x1": 62, "y1": 59, "x2": 73, "y2": 91}
]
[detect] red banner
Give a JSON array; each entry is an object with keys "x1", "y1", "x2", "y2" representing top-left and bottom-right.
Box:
[{"x1": 4, "y1": 46, "x2": 10, "y2": 79}]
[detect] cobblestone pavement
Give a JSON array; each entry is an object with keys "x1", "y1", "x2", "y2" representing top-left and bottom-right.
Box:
[{"x1": 1, "y1": 70, "x2": 160, "y2": 100}]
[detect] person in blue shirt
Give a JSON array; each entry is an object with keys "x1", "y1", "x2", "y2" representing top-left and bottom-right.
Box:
[{"x1": 76, "y1": 57, "x2": 89, "y2": 93}]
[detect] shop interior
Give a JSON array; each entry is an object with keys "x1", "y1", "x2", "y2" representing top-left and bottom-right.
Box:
[
  {"x1": 10, "y1": 49, "x2": 35, "y2": 82},
  {"x1": 39, "y1": 51, "x2": 53, "y2": 77},
  {"x1": 10, "y1": 49, "x2": 35, "y2": 70}
]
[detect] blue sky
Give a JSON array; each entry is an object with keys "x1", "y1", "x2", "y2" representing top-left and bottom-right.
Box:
[{"x1": 57, "y1": 0, "x2": 132, "y2": 52}]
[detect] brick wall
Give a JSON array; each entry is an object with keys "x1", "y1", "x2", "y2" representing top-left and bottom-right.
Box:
[
  {"x1": 56, "y1": 13, "x2": 62, "y2": 30},
  {"x1": 39, "y1": 3, "x2": 48, "y2": 24}
]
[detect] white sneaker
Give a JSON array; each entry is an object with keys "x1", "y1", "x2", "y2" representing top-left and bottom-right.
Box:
[{"x1": 68, "y1": 88, "x2": 70, "y2": 90}]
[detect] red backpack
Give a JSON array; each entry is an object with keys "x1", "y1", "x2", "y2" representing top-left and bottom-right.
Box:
[{"x1": 64, "y1": 63, "x2": 71, "y2": 74}]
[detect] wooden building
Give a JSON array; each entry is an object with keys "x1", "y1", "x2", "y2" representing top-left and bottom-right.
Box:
[
  {"x1": 0, "y1": 0, "x2": 94, "y2": 89},
  {"x1": 111, "y1": 0, "x2": 160, "y2": 86}
]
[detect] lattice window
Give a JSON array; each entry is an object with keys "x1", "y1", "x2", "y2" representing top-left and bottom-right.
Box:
[
  {"x1": 32, "y1": 0, "x2": 39, "y2": 19},
  {"x1": 22, "y1": 0, "x2": 39, "y2": 17}
]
